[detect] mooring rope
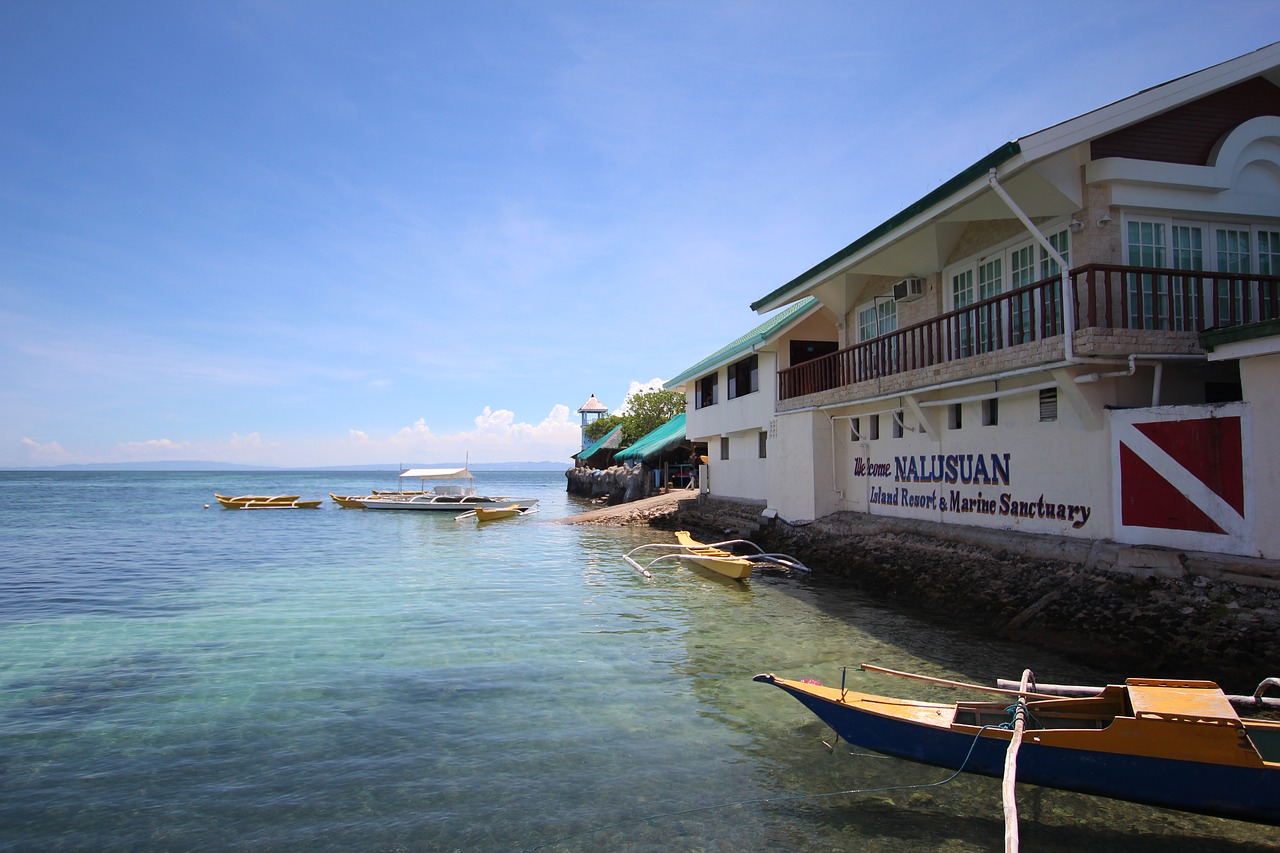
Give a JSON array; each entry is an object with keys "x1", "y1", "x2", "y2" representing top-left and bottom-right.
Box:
[{"x1": 524, "y1": 723, "x2": 1005, "y2": 852}]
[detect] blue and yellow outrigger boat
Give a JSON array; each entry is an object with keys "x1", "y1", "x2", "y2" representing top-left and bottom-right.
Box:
[{"x1": 755, "y1": 666, "x2": 1280, "y2": 824}]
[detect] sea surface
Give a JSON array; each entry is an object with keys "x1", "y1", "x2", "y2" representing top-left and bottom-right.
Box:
[{"x1": 0, "y1": 470, "x2": 1275, "y2": 852}]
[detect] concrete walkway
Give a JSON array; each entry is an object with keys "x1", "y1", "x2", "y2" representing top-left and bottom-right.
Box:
[{"x1": 556, "y1": 489, "x2": 690, "y2": 525}]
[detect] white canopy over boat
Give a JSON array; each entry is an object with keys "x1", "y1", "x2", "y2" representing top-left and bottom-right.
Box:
[{"x1": 398, "y1": 467, "x2": 474, "y2": 480}]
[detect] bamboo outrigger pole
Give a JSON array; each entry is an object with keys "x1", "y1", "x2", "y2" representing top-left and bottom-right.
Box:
[
  {"x1": 1002, "y1": 669, "x2": 1033, "y2": 853},
  {"x1": 859, "y1": 664, "x2": 1058, "y2": 700}
]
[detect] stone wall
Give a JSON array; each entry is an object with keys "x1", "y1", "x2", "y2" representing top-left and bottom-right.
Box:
[
  {"x1": 672, "y1": 497, "x2": 1280, "y2": 693},
  {"x1": 565, "y1": 464, "x2": 653, "y2": 503}
]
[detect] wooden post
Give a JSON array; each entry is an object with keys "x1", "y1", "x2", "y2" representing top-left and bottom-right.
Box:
[{"x1": 1003, "y1": 668, "x2": 1032, "y2": 853}]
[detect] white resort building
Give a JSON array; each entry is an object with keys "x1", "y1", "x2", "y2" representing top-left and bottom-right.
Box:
[{"x1": 669, "y1": 43, "x2": 1280, "y2": 562}]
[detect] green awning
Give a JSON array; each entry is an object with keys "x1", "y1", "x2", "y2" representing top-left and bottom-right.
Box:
[
  {"x1": 575, "y1": 424, "x2": 623, "y2": 461},
  {"x1": 615, "y1": 413, "x2": 686, "y2": 461}
]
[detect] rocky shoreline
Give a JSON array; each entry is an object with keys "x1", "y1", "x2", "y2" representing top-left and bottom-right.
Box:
[{"x1": 625, "y1": 495, "x2": 1280, "y2": 696}]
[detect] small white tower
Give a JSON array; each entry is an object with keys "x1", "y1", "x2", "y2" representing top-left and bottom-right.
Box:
[{"x1": 577, "y1": 394, "x2": 609, "y2": 450}]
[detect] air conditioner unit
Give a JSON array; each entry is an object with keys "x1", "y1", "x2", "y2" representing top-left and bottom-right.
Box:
[{"x1": 892, "y1": 277, "x2": 925, "y2": 302}]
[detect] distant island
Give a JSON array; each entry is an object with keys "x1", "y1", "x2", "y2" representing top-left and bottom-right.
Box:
[{"x1": 5, "y1": 460, "x2": 571, "y2": 472}]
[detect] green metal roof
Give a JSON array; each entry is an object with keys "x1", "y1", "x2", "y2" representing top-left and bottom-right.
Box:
[
  {"x1": 574, "y1": 423, "x2": 622, "y2": 461},
  {"x1": 615, "y1": 413, "x2": 686, "y2": 461},
  {"x1": 666, "y1": 296, "x2": 820, "y2": 388},
  {"x1": 750, "y1": 142, "x2": 1021, "y2": 312},
  {"x1": 1200, "y1": 318, "x2": 1280, "y2": 350}
]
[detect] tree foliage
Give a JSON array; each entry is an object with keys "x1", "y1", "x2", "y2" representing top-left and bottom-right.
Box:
[
  {"x1": 579, "y1": 388, "x2": 686, "y2": 450},
  {"x1": 619, "y1": 388, "x2": 685, "y2": 447},
  {"x1": 583, "y1": 413, "x2": 624, "y2": 443}
]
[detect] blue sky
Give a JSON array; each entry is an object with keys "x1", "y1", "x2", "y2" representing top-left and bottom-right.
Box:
[{"x1": 2, "y1": 2, "x2": 1275, "y2": 467}]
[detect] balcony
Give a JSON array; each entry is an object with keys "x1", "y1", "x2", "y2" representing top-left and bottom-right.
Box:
[{"x1": 778, "y1": 264, "x2": 1280, "y2": 401}]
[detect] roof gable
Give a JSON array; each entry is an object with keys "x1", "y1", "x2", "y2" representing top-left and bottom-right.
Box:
[
  {"x1": 574, "y1": 424, "x2": 622, "y2": 461},
  {"x1": 752, "y1": 41, "x2": 1280, "y2": 314},
  {"x1": 1091, "y1": 77, "x2": 1280, "y2": 165}
]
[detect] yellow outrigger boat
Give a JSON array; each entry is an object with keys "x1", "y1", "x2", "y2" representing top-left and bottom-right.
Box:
[
  {"x1": 672, "y1": 530, "x2": 755, "y2": 579},
  {"x1": 755, "y1": 665, "x2": 1280, "y2": 824},
  {"x1": 236, "y1": 499, "x2": 322, "y2": 510},
  {"x1": 215, "y1": 493, "x2": 301, "y2": 509},
  {"x1": 622, "y1": 531, "x2": 809, "y2": 580},
  {"x1": 456, "y1": 504, "x2": 538, "y2": 522}
]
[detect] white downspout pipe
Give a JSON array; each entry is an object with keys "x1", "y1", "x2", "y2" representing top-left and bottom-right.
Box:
[
  {"x1": 1075, "y1": 354, "x2": 1138, "y2": 384},
  {"x1": 988, "y1": 169, "x2": 1077, "y2": 362}
]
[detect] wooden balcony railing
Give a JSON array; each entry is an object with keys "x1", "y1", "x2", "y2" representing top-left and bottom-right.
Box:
[{"x1": 778, "y1": 264, "x2": 1280, "y2": 401}]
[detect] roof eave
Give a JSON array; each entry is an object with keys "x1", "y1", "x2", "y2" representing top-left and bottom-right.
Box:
[
  {"x1": 665, "y1": 298, "x2": 822, "y2": 388},
  {"x1": 750, "y1": 142, "x2": 1022, "y2": 314}
]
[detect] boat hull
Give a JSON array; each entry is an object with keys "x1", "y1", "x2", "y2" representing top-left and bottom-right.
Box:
[
  {"x1": 359, "y1": 496, "x2": 538, "y2": 512},
  {"x1": 673, "y1": 531, "x2": 753, "y2": 579},
  {"x1": 681, "y1": 554, "x2": 753, "y2": 580},
  {"x1": 238, "y1": 499, "x2": 322, "y2": 509},
  {"x1": 215, "y1": 494, "x2": 301, "y2": 508},
  {"x1": 472, "y1": 505, "x2": 523, "y2": 521},
  {"x1": 755, "y1": 674, "x2": 1280, "y2": 825}
]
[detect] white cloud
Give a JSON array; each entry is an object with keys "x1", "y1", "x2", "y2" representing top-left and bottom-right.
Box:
[
  {"x1": 120, "y1": 438, "x2": 191, "y2": 454},
  {"x1": 617, "y1": 378, "x2": 667, "y2": 414},
  {"x1": 23, "y1": 405, "x2": 589, "y2": 469},
  {"x1": 19, "y1": 437, "x2": 75, "y2": 465},
  {"x1": 111, "y1": 433, "x2": 276, "y2": 465},
  {"x1": 368, "y1": 405, "x2": 581, "y2": 463}
]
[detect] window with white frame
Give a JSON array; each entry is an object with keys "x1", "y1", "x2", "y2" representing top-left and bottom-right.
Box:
[
  {"x1": 976, "y1": 257, "x2": 1003, "y2": 351},
  {"x1": 1261, "y1": 230, "x2": 1280, "y2": 275},
  {"x1": 1040, "y1": 230, "x2": 1070, "y2": 279},
  {"x1": 856, "y1": 299, "x2": 897, "y2": 341},
  {"x1": 946, "y1": 226, "x2": 1071, "y2": 356},
  {"x1": 1125, "y1": 217, "x2": 1280, "y2": 328},
  {"x1": 951, "y1": 268, "x2": 976, "y2": 357},
  {"x1": 1009, "y1": 245, "x2": 1036, "y2": 344},
  {"x1": 1036, "y1": 230, "x2": 1070, "y2": 338},
  {"x1": 856, "y1": 297, "x2": 899, "y2": 374}
]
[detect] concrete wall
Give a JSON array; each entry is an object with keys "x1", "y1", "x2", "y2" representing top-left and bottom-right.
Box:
[
  {"x1": 821, "y1": 379, "x2": 1115, "y2": 539},
  {"x1": 1243, "y1": 353, "x2": 1280, "y2": 558},
  {"x1": 705, "y1": 428, "x2": 768, "y2": 502},
  {"x1": 767, "y1": 409, "x2": 831, "y2": 521},
  {"x1": 684, "y1": 350, "x2": 776, "y2": 443}
]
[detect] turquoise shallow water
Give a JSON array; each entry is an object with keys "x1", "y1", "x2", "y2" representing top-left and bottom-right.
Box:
[{"x1": 0, "y1": 470, "x2": 1275, "y2": 852}]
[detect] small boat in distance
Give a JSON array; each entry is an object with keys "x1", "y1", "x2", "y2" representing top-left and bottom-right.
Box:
[
  {"x1": 237, "y1": 499, "x2": 322, "y2": 510},
  {"x1": 458, "y1": 504, "x2": 539, "y2": 522},
  {"x1": 622, "y1": 531, "x2": 810, "y2": 579},
  {"x1": 215, "y1": 493, "x2": 301, "y2": 509},
  {"x1": 329, "y1": 494, "x2": 368, "y2": 509},
  {"x1": 754, "y1": 667, "x2": 1280, "y2": 825}
]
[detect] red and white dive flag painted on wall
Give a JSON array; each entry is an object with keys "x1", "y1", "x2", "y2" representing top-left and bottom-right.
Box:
[{"x1": 1111, "y1": 404, "x2": 1253, "y2": 554}]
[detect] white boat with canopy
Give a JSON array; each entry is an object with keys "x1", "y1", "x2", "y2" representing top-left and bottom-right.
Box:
[{"x1": 355, "y1": 468, "x2": 538, "y2": 513}]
